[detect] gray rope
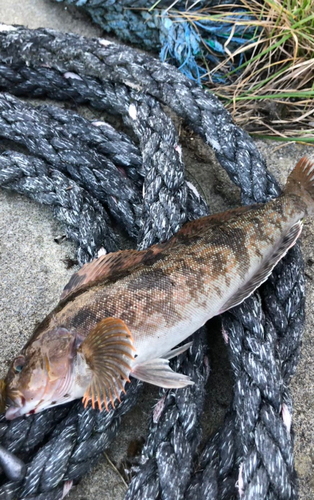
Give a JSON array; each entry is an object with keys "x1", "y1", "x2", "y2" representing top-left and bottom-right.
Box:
[
  {"x1": 0, "y1": 379, "x2": 142, "y2": 500},
  {"x1": 185, "y1": 244, "x2": 304, "y2": 500},
  {"x1": 0, "y1": 64, "x2": 209, "y2": 228},
  {"x1": 0, "y1": 26, "x2": 279, "y2": 205},
  {"x1": 0, "y1": 151, "x2": 119, "y2": 264},
  {"x1": 0, "y1": 93, "x2": 142, "y2": 243},
  {"x1": 53, "y1": 0, "x2": 252, "y2": 85},
  {"x1": 0, "y1": 25, "x2": 304, "y2": 500},
  {"x1": 124, "y1": 331, "x2": 210, "y2": 500}
]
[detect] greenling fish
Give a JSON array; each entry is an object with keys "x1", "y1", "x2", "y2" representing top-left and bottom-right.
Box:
[{"x1": 4, "y1": 157, "x2": 314, "y2": 419}]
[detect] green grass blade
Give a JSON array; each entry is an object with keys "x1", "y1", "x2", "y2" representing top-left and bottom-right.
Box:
[
  {"x1": 227, "y1": 90, "x2": 314, "y2": 101},
  {"x1": 225, "y1": 33, "x2": 292, "y2": 77},
  {"x1": 250, "y1": 134, "x2": 314, "y2": 144}
]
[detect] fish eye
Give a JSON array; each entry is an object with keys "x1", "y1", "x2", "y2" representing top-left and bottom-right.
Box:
[{"x1": 13, "y1": 356, "x2": 25, "y2": 374}]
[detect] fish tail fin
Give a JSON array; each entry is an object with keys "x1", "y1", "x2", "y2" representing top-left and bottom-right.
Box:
[{"x1": 285, "y1": 157, "x2": 314, "y2": 215}]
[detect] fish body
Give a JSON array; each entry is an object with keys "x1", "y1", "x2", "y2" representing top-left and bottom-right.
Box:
[
  {"x1": 4, "y1": 158, "x2": 314, "y2": 419},
  {"x1": 38, "y1": 194, "x2": 303, "y2": 363}
]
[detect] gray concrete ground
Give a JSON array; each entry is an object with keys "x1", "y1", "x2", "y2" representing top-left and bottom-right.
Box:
[{"x1": 0, "y1": 1, "x2": 314, "y2": 499}]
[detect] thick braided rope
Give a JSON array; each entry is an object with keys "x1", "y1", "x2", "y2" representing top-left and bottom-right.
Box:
[
  {"x1": 0, "y1": 93, "x2": 142, "y2": 243},
  {"x1": 54, "y1": 0, "x2": 252, "y2": 85},
  {"x1": 0, "y1": 379, "x2": 143, "y2": 500},
  {"x1": 0, "y1": 26, "x2": 304, "y2": 500},
  {"x1": 0, "y1": 64, "x2": 208, "y2": 228},
  {"x1": 54, "y1": 0, "x2": 184, "y2": 51},
  {"x1": 182, "y1": 256, "x2": 303, "y2": 500},
  {"x1": 0, "y1": 91, "x2": 207, "y2": 256},
  {"x1": 129, "y1": 210, "x2": 303, "y2": 497},
  {"x1": 124, "y1": 331, "x2": 210, "y2": 500},
  {"x1": 0, "y1": 26, "x2": 279, "y2": 205},
  {"x1": 53, "y1": 0, "x2": 228, "y2": 57},
  {"x1": 0, "y1": 151, "x2": 119, "y2": 264}
]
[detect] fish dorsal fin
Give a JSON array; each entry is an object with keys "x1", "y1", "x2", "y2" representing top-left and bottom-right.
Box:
[
  {"x1": 61, "y1": 245, "x2": 168, "y2": 302},
  {"x1": 176, "y1": 205, "x2": 259, "y2": 240},
  {"x1": 220, "y1": 220, "x2": 303, "y2": 313},
  {"x1": 62, "y1": 207, "x2": 261, "y2": 301},
  {"x1": 79, "y1": 317, "x2": 136, "y2": 411}
]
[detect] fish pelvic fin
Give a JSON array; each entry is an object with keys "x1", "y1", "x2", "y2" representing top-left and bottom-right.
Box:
[
  {"x1": 78, "y1": 318, "x2": 135, "y2": 411},
  {"x1": 285, "y1": 157, "x2": 314, "y2": 215},
  {"x1": 162, "y1": 341, "x2": 193, "y2": 360},
  {"x1": 132, "y1": 358, "x2": 194, "y2": 389}
]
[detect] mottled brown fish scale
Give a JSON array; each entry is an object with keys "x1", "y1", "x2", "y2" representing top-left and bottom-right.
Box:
[
  {"x1": 211, "y1": 249, "x2": 239, "y2": 289},
  {"x1": 70, "y1": 307, "x2": 98, "y2": 330},
  {"x1": 79, "y1": 271, "x2": 183, "y2": 337},
  {"x1": 242, "y1": 198, "x2": 295, "y2": 262},
  {"x1": 126, "y1": 268, "x2": 175, "y2": 292},
  {"x1": 205, "y1": 226, "x2": 249, "y2": 280},
  {"x1": 209, "y1": 251, "x2": 229, "y2": 278}
]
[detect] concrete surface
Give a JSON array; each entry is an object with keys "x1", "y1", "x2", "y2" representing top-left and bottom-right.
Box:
[{"x1": 0, "y1": 1, "x2": 314, "y2": 499}]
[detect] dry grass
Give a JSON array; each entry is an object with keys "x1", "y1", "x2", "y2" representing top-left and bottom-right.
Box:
[{"x1": 156, "y1": 1, "x2": 314, "y2": 142}]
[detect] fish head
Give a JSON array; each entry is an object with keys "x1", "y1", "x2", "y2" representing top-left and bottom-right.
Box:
[
  {"x1": 5, "y1": 317, "x2": 137, "y2": 419},
  {"x1": 5, "y1": 327, "x2": 87, "y2": 420}
]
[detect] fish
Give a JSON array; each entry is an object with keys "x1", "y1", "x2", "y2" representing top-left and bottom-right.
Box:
[{"x1": 4, "y1": 157, "x2": 314, "y2": 420}]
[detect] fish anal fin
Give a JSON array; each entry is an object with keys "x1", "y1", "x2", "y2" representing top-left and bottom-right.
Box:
[
  {"x1": 132, "y1": 358, "x2": 194, "y2": 389},
  {"x1": 79, "y1": 317, "x2": 135, "y2": 411},
  {"x1": 220, "y1": 220, "x2": 303, "y2": 313}
]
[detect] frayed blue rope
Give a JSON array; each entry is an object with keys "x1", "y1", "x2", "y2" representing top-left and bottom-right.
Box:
[
  {"x1": 54, "y1": 0, "x2": 260, "y2": 85},
  {"x1": 159, "y1": 9, "x2": 259, "y2": 84},
  {"x1": 159, "y1": 16, "x2": 204, "y2": 84}
]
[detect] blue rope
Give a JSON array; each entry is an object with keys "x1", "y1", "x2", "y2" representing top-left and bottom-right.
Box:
[
  {"x1": 159, "y1": 9, "x2": 259, "y2": 84},
  {"x1": 54, "y1": 0, "x2": 260, "y2": 85}
]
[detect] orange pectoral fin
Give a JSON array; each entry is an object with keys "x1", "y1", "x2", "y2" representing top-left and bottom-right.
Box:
[{"x1": 79, "y1": 317, "x2": 135, "y2": 411}]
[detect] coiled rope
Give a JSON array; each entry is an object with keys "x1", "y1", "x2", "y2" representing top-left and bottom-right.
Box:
[{"x1": 0, "y1": 25, "x2": 304, "y2": 500}]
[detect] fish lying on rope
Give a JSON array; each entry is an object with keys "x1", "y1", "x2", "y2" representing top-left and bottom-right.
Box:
[{"x1": 3, "y1": 157, "x2": 314, "y2": 420}]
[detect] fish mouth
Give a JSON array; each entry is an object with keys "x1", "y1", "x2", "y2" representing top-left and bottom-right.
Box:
[
  {"x1": 5, "y1": 393, "x2": 26, "y2": 421},
  {"x1": 5, "y1": 406, "x2": 25, "y2": 420}
]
